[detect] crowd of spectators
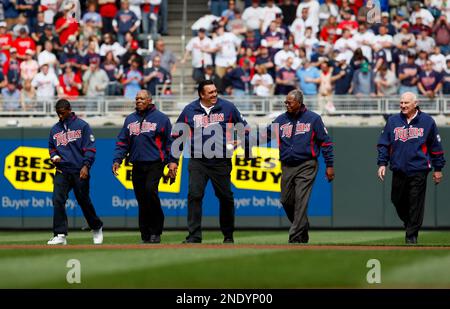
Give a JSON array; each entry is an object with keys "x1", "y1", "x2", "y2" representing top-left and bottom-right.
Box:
[
  {"x1": 185, "y1": 0, "x2": 450, "y2": 112},
  {"x1": 0, "y1": 0, "x2": 170, "y2": 111}
]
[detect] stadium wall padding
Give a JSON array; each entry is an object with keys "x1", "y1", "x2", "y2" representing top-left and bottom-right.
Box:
[{"x1": 0, "y1": 126, "x2": 449, "y2": 229}]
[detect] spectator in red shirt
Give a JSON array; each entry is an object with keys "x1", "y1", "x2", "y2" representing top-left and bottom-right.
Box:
[
  {"x1": 0, "y1": 21, "x2": 13, "y2": 60},
  {"x1": 13, "y1": 28, "x2": 36, "y2": 61},
  {"x1": 320, "y1": 15, "x2": 338, "y2": 43},
  {"x1": 338, "y1": 9, "x2": 359, "y2": 33},
  {"x1": 59, "y1": 65, "x2": 82, "y2": 97},
  {"x1": 55, "y1": 3, "x2": 80, "y2": 46},
  {"x1": 99, "y1": 0, "x2": 118, "y2": 34}
]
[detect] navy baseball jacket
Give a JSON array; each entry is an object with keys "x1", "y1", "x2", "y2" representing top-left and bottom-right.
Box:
[
  {"x1": 48, "y1": 112, "x2": 96, "y2": 173},
  {"x1": 266, "y1": 105, "x2": 334, "y2": 166},
  {"x1": 171, "y1": 97, "x2": 249, "y2": 162},
  {"x1": 377, "y1": 110, "x2": 445, "y2": 175},
  {"x1": 113, "y1": 105, "x2": 173, "y2": 164}
]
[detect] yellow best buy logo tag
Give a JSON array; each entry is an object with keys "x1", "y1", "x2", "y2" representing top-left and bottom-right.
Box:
[
  {"x1": 231, "y1": 147, "x2": 281, "y2": 192},
  {"x1": 114, "y1": 157, "x2": 182, "y2": 193},
  {"x1": 4, "y1": 146, "x2": 55, "y2": 192}
]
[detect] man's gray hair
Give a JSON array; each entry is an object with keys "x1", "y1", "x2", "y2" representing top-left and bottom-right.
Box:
[{"x1": 288, "y1": 89, "x2": 304, "y2": 104}]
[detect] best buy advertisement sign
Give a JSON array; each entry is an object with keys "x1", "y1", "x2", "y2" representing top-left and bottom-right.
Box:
[
  {"x1": 3, "y1": 146, "x2": 182, "y2": 193},
  {"x1": 231, "y1": 147, "x2": 281, "y2": 192},
  {"x1": 4, "y1": 146, "x2": 55, "y2": 192}
]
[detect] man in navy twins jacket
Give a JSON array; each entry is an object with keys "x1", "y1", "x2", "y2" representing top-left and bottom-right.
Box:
[
  {"x1": 377, "y1": 92, "x2": 446, "y2": 245},
  {"x1": 113, "y1": 90, "x2": 177, "y2": 244},
  {"x1": 267, "y1": 90, "x2": 335, "y2": 244},
  {"x1": 47, "y1": 99, "x2": 103, "y2": 245}
]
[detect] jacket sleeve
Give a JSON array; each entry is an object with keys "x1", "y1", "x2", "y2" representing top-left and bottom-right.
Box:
[
  {"x1": 81, "y1": 124, "x2": 96, "y2": 168},
  {"x1": 377, "y1": 120, "x2": 391, "y2": 166},
  {"x1": 314, "y1": 116, "x2": 334, "y2": 167},
  {"x1": 113, "y1": 118, "x2": 130, "y2": 164},
  {"x1": 427, "y1": 120, "x2": 446, "y2": 171}
]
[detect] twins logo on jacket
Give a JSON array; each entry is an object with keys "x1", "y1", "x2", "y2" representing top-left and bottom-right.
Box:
[
  {"x1": 393, "y1": 126, "x2": 424, "y2": 142},
  {"x1": 128, "y1": 120, "x2": 157, "y2": 136},
  {"x1": 280, "y1": 122, "x2": 311, "y2": 138},
  {"x1": 193, "y1": 113, "x2": 225, "y2": 128},
  {"x1": 53, "y1": 130, "x2": 82, "y2": 146}
]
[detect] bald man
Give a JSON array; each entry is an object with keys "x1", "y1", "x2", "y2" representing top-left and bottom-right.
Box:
[{"x1": 377, "y1": 92, "x2": 445, "y2": 244}]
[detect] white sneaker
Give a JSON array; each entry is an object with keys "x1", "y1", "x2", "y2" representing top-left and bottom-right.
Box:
[
  {"x1": 47, "y1": 234, "x2": 67, "y2": 245},
  {"x1": 93, "y1": 227, "x2": 103, "y2": 244}
]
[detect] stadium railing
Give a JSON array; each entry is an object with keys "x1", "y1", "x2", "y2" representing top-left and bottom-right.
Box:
[{"x1": 1, "y1": 95, "x2": 450, "y2": 117}]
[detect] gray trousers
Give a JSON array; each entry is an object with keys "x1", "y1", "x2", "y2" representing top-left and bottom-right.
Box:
[{"x1": 280, "y1": 160, "x2": 318, "y2": 240}]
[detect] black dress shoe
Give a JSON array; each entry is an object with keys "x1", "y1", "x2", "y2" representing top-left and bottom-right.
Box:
[
  {"x1": 223, "y1": 237, "x2": 234, "y2": 244},
  {"x1": 182, "y1": 238, "x2": 201, "y2": 244},
  {"x1": 405, "y1": 236, "x2": 417, "y2": 244},
  {"x1": 150, "y1": 235, "x2": 161, "y2": 243}
]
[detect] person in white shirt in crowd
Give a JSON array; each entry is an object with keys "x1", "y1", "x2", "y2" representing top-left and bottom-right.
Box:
[
  {"x1": 393, "y1": 22, "x2": 416, "y2": 56},
  {"x1": 129, "y1": 0, "x2": 143, "y2": 21},
  {"x1": 415, "y1": 29, "x2": 436, "y2": 54},
  {"x1": 319, "y1": 0, "x2": 339, "y2": 26},
  {"x1": 83, "y1": 57, "x2": 109, "y2": 97},
  {"x1": 373, "y1": 25, "x2": 394, "y2": 65},
  {"x1": 191, "y1": 14, "x2": 221, "y2": 35},
  {"x1": 260, "y1": 0, "x2": 282, "y2": 34},
  {"x1": 290, "y1": 6, "x2": 318, "y2": 47},
  {"x1": 353, "y1": 23, "x2": 376, "y2": 63},
  {"x1": 374, "y1": 64, "x2": 399, "y2": 96},
  {"x1": 210, "y1": 25, "x2": 241, "y2": 78},
  {"x1": 251, "y1": 64, "x2": 274, "y2": 97},
  {"x1": 21, "y1": 49, "x2": 39, "y2": 83},
  {"x1": 333, "y1": 28, "x2": 357, "y2": 64},
  {"x1": 31, "y1": 63, "x2": 62, "y2": 98},
  {"x1": 41, "y1": 0, "x2": 58, "y2": 25},
  {"x1": 226, "y1": 9, "x2": 247, "y2": 38},
  {"x1": 415, "y1": 50, "x2": 429, "y2": 70},
  {"x1": 429, "y1": 46, "x2": 446, "y2": 73},
  {"x1": 99, "y1": 33, "x2": 127, "y2": 59},
  {"x1": 410, "y1": 2, "x2": 434, "y2": 28},
  {"x1": 181, "y1": 28, "x2": 214, "y2": 83},
  {"x1": 242, "y1": 0, "x2": 263, "y2": 34},
  {"x1": 38, "y1": 41, "x2": 59, "y2": 76},
  {"x1": 297, "y1": 27, "x2": 319, "y2": 60},
  {"x1": 274, "y1": 41, "x2": 301, "y2": 71},
  {"x1": 296, "y1": 0, "x2": 320, "y2": 30}
]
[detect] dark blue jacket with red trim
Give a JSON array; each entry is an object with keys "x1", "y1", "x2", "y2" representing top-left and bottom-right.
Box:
[
  {"x1": 113, "y1": 105, "x2": 172, "y2": 164},
  {"x1": 170, "y1": 97, "x2": 249, "y2": 162},
  {"x1": 268, "y1": 106, "x2": 334, "y2": 166},
  {"x1": 48, "y1": 112, "x2": 96, "y2": 173},
  {"x1": 377, "y1": 110, "x2": 445, "y2": 175}
]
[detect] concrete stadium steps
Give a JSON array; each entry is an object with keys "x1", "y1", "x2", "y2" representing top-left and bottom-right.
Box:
[
  {"x1": 167, "y1": 0, "x2": 210, "y2": 36},
  {"x1": 154, "y1": 0, "x2": 209, "y2": 94}
]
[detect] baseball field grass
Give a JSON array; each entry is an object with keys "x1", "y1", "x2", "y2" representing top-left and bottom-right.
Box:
[{"x1": 0, "y1": 230, "x2": 449, "y2": 288}]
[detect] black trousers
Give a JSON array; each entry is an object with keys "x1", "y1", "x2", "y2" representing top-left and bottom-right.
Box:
[
  {"x1": 391, "y1": 171, "x2": 428, "y2": 238},
  {"x1": 280, "y1": 160, "x2": 318, "y2": 241},
  {"x1": 52, "y1": 171, "x2": 103, "y2": 236},
  {"x1": 187, "y1": 159, "x2": 235, "y2": 241},
  {"x1": 132, "y1": 161, "x2": 165, "y2": 241}
]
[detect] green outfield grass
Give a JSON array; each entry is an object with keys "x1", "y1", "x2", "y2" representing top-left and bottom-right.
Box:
[{"x1": 0, "y1": 230, "x2": 449, "y2": 288}]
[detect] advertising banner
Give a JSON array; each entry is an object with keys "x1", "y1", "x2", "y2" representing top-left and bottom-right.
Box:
[{"x1": 0, "y1": 138, "x2": 332, "y2": 219}]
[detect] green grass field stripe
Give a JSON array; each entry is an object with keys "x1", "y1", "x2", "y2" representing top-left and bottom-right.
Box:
[
  {"x1": 381, "y1": 253, "x2": 450, "y2": 288},
  {"x1": 0, "y1": 248, "x2": 285, "y2": 288}
]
